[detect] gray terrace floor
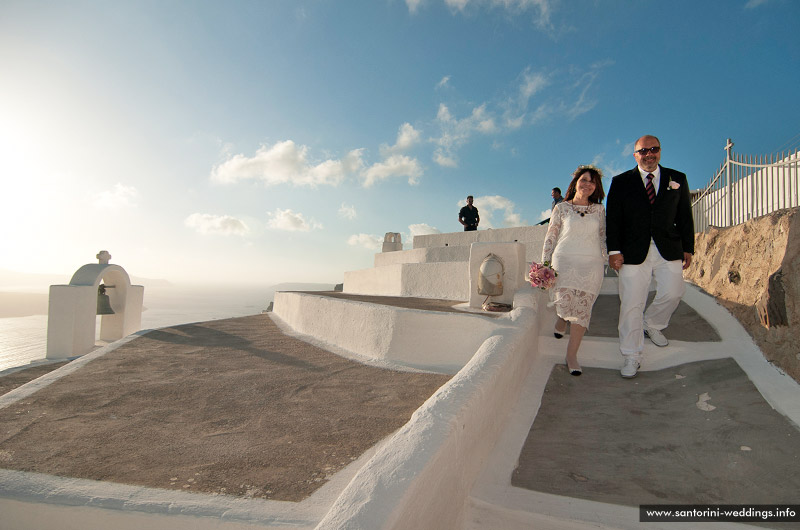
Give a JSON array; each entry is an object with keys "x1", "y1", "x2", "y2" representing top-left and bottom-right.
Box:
[
  {"x1": 2, "y1": 287, "x2": 799, "y2": 529},
  {"x1": 513, "y1": 358, "x2": 800, "y2": 528}
]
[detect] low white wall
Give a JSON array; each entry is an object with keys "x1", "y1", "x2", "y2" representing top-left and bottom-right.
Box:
[
  {"x1": 315, "y1": 306, "x2": 540, "y2": 529},
  {"x1": 413, "y1": 226, "x2": 547, "y2": 264},
  {"x1": 374, "y1": 246, "x2": 470, "y2": 267},
  {"x1": 272, "y1": 291, "x2": 509, "y2": 373},
  {"x1": 399, "y1": 262, "x2": 468, "y2": 300},
  {"x1": 343, "y1": 265, "x2": 404, "y2": 297},
  {"x1": 344, "y1": 262, "x2": 469, "y2": 301},
  {"x1": 374, "y1": 248, "x2": 428, "y2": 267}
]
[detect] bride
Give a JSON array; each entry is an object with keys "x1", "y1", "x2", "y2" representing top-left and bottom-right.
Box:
[{"x1": 541, "y1": 165, "x2": 607, "y2": 376}]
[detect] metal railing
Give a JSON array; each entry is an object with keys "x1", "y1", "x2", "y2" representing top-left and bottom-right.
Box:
[{"x1": 691, "y1": 139, "x2": 800, "y2": 232}]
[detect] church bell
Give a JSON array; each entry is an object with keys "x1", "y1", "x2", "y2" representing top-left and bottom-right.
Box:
[{"x1": 97, "y1": 284, "x2": 115, "y2": 315}]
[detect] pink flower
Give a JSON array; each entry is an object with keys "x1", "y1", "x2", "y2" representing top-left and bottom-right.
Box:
[
  {"x1": 528, "y1": 261, "x2": 558, "y2": 290},
  {"x1": 669, "y1": 180, "x2": 680, "y2": 190}
]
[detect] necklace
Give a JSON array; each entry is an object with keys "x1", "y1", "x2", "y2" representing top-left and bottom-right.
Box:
[{"x1": 570, "y1": 201, "x2": 590, "y2": 217}]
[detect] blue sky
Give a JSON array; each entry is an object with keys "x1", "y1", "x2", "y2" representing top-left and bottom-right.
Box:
[{"x1": 1, "y1": 0, "x2": 798, "y2": 286}]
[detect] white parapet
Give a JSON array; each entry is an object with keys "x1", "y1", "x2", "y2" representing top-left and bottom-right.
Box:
[
  {"x1": 346, "y1": 226, "x2": 549, "y2": 301},
  {"x1": 316, "y1": 306, "x2": 539, "y2": 529},
  {"x1": 373, "y1": 246, "x2": 471, "y2": 267},
  {"x1": 413, "y1": 225, "x2": 548, "y2": 264},
  {"x1": 272, "y1": 291, "x2": 514, "y2": 373},
  {"x1": 344, "y1": 262, "x2": 469, "y2": 300}
]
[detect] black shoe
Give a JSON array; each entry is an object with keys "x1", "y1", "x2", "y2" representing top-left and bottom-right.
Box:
[{"x1": 566, "y1": 358, "x2": 582, "y2": 376}]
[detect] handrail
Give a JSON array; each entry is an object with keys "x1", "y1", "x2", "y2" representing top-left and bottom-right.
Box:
[
  {"x1": 729, "y1": 155, "x2": 799, "y2": 169},
  {"x1": 691, "y1": 164, "x2": 725, "y2": 206}
]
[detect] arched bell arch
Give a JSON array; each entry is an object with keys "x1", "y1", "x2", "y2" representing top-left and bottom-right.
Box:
[{"x1": 47, "y1": 254, "x2": 144, "y2": 360}]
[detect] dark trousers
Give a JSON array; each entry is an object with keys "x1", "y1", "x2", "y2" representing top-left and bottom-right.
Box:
[{"x1": 464, "y1": 225, "x2": 478, "y2": 231}]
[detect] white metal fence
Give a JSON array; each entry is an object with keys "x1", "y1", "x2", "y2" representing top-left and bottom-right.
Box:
[{"x1": 691, "y1": 139, "x2": 800, "y2": 232}]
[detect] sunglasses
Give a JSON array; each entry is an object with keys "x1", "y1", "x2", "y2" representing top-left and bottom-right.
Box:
[{"x1": 635, "y1": 146, "x2": 661, "y2": 155}]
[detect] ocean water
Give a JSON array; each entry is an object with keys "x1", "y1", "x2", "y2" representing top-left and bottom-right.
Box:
[{"x1": 0, "y1": 284, "x2": 328, "y2": 373}]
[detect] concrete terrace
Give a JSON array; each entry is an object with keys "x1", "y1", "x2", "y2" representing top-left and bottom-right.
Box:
[{"x1": 1, "y1": 225, "x2": 800, "y2": 529}]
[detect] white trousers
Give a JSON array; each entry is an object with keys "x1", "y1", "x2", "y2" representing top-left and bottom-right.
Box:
[{"x1": 618, "y1": 241, "x2": 685, "y2": 357}]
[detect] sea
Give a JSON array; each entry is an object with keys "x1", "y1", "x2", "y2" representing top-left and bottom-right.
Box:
[{"x1": 0, "y1": 283, "x2": 333, "y2": 373}]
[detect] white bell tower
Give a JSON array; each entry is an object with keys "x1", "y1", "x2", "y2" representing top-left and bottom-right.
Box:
[{"x1": 46, "y1": 251, "x2": 145, "y2": 360}]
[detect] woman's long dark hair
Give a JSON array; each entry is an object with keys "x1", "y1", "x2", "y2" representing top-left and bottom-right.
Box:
[{"x1": 565, "y1": 165, "x2": 605, "y2": 203}]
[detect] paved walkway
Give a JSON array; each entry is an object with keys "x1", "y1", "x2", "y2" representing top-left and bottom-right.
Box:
[
  {"x1": 469, "y1": 287, "x2": 800, "y2": 530},
  {"x1": 514, "y1": 358, "x2": 800, "y2": 508},
  {"x1": 2, "y1": 291, "x2": 799, "y2": 529},
  {"x1": 512, "y1": 292, "x2": 800, "y2": 508}
]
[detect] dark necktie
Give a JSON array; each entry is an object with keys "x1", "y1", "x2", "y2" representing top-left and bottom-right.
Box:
[{"x1": 645, "y1": 173, "x2": 655, "y2": 204}]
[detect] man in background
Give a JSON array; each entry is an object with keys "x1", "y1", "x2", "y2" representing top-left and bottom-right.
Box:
[
  {"x1": 551, "y1": 187, "x2": 564, "y2": 210},
  {"x1": 459, "y1": 195, "x2": 480, "y2": 231},
  {"x1": 537, "y1": 187, "x2": 565, "y2": 225}
]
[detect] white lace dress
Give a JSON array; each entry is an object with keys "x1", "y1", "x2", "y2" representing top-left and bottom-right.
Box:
[{"x1": 541, "y1": 201, "x2": 608, "y2": 328}]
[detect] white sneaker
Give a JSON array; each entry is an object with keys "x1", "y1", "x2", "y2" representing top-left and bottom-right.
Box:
[
  {"x1": 643, "y1": 324, "x2": 669, "y2": 347},
  {"x1": 620, "y1": 357, "x2": 640, "y2": 378}
]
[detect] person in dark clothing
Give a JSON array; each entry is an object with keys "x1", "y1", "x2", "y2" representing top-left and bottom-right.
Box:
[
  {"x1": 458, "y1": 195, "x2": 480, "y2": 231},
  {"x1": 551, "y1": 187, "x2": 564, "y2": 210}
]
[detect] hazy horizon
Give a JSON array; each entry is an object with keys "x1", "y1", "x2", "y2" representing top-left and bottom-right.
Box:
[{"x1": 0, "y1": 267, "x2": 338, "y2": 293}]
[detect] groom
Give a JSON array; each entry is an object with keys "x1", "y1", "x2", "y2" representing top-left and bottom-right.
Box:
[{"x1": 606, "y1": 135, "x2": 695, "y2": 378}]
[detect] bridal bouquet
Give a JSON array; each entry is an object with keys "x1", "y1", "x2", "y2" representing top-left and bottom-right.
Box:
[{"x1": 527, "y1": 261, "x2": 558, "y2": 290}]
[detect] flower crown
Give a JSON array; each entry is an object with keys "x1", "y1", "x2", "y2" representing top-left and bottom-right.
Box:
[{"x1": 573, "y1": 164, "x2": 604, "y2": 179}]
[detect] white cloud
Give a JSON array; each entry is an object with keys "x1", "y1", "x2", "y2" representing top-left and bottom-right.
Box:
[
  {"x1": 504, "y1": 114, "x2": 525, "y2": 130},
  {"x1": 409, "y1": 223, "x2": 441, "y2": 237},
  {"x1": 93, "y1": 183, "x2": 138, "y2": 209},
  {"x1": 445, "y1": 0, "x2": 469, "y2": 10},
  {"x1": 381, "y1": 123, "x2": 421, "y2": 156},
  {"x1": 514, "y1": 0, "x2": 554, "y2": 31},
  {"x1": 347, "y1": 233, "x2": 382, "y2": 250},
  {"x1": 436, "y1": 103, "x2": 453, "y2": 122},
  {"x1": 524, "y1": 63, "x2": 610, "y2": 125},
  {"x1": 587, "y1": 153, "x2": 624, "y2": 180},
  {"x1": 433, "y1": 103, "x2": 497, "y2": 168},
  {"x1": 621, "y1": 141, "x2": 635, "y2": 157},
  {"x1": 338, "y1": 203, "x2": 357, "y2": 220},
  {"x1": 267, "y1": 208, "x2": 322, "y2": 232},
  {"x1": 440, "y1": 0, "x2": 554, "y2": 30},
  {"x1": 502, "y1": 67, "x2": 550, "y2": 127},
  {"x1": 211, "y1": 140, "x2": 364, "y2": 187},
  {"x1": 362, "y1": 154, "x2": 423, "y2": 187},
  {"x1": 745, "y1": 0, "x2": 769, "y2": 7},
  {"x1": 184, "y1": 213, "x2": 249, "y2": 236},
  {"x1": 428, "y1": 62, "x2": 608, "y2": 167},
  {"x1": 519, "y1": 68, "x2": 549, "y2": 104},
  {"x1": 566, "y1": 69, "x2": 600, "y2": 120},
  {"x1": 406, "y1": 0, "x2": 423, "y2": 13},
  {"x1": 436, "y1": 75, "x2": 451, "y2": 89},
  {"x1": 433, "y1": 151, "x2": 458, "y2": 168},
  {"x1": 538, "y1": 209, "x2": 551, "y2": 222},
  {"x1": 471, "y1": 195, "x2": 526, "y2": 228}
]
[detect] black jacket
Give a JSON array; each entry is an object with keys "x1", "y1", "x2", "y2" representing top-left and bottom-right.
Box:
[{"x1": 606, "y1": 165, "x2": 694, "y2": 265}]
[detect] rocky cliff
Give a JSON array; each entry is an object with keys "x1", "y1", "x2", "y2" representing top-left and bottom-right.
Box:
[{"x1": 684, "y1": 207, "x2": 800, "y2": 382}]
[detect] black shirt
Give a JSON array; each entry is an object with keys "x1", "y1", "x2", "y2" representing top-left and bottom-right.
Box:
[{"x1": 459, "y1": 205, "x2": 479, "y2": 227}]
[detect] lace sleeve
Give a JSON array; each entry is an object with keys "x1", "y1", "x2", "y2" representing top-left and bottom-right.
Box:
[
  {"x1": 541, "y1": 204, "x2": 562, "y2": 264},
  {"x1": 597, "y1": 204, "x2": 608, "y2": 261}
]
